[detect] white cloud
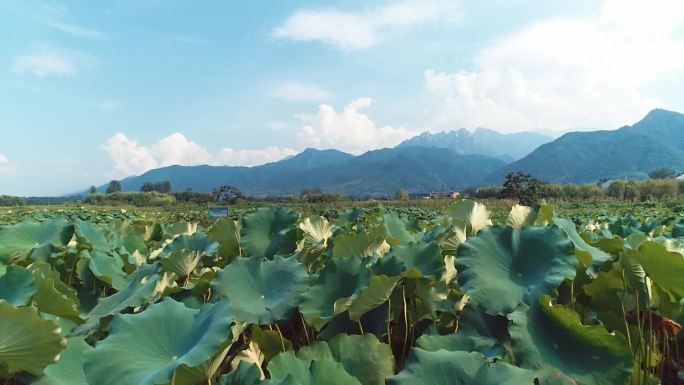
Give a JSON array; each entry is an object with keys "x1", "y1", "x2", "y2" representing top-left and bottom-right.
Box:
[
  {"x1": 271, "y1": 81, "x2": 331, "y2": 101},
  {"x1": 216, "y1": 146, "x2": 298, "y2": 167},
  {"x1": 41, "y1": 20, "x2": 105, "y2": 39},
  {"x1": 0, "y1": 154, "x2": 13, "y2": 175},
  {"x1": 296, "y1": 98, "x2": 418, "y2": 154},
  {"x1": 423, "y1": 0, "x2": 684, "y2": 132},
  {"x1": 103, "y1": 133, "x2": 297, "y2": 177},
  {"x1": 103, "y1": 134, "x2": 158, "y2": 177},
  {"x1": 273, "y1": 0, "x2": 460, "y2": 51},
  {"x1": 12, "y1": 46, "x2": 90, "y2": 77}
]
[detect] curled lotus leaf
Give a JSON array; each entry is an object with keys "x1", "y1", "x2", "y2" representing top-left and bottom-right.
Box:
[
  {"x1": 299, "y1": 257, "x2": 371, "y2": 330},
  {"x1": 0, "y1": 219, "x2": 74, "y2": 264}
]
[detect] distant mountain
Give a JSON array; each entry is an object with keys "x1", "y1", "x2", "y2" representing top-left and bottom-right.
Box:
[
  {"x1": 100, "y1": 147, "x2": 506, "y2": 197},
  {"x1": 483, "y1": 109, "x2": 684, "y2": 185},
  {"x1": 396, "y1": 127, "x2": 552, "y2": 162}
]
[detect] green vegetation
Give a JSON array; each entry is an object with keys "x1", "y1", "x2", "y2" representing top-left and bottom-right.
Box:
[
  {"x1": 84, "y1": 192, "x2": 177, "y2": 207},
  {"x1": 139, "y1": 180, "x2": 172, "y2": 193},
  {"x1": 0, "y1": 200, "x2": 682, "y2": 384}
]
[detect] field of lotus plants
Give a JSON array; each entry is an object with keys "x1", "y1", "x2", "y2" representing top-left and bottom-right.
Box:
[{"x1": 0, "y1": 200, "x2": 682, "y2": 384}]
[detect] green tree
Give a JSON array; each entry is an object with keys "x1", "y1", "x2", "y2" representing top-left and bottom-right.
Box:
[
  {"x1": 212, "y1": 185, "x2": 245, "y2": 205},
  {"x1": 395, "y1": 188, "x2": 408, "y2": 201},
  {"x1": 89, "y1": 186, "x2": 97, "y2": 194},
  {"x1": 105, "y1": 180, "x2": 122, "y2": 194},
  {"x1": 501, "y1": 172, "x2": 542, "y2": 206},
  {"x1": 648, "y1": 167, "x2": 677, "y2": 179}
]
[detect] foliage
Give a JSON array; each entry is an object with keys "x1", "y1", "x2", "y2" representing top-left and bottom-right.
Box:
[
  {"x1": 105, "y1": 180, "x2": 121, "y2": 194},
  {"x1": 0, "y1": 201, "x2": 682, "y2": 384},
  {"x1": 140, "y1": 180, "x2": 172, "y2": 193},
  {"x1": 501, "y1": 171, "x2": 542, "y2": 206},
  {"x1": 213, "y1": 185, "x2": 246, "y2": 205},
  {"x1": 83, "y1": 192, "x2": 177, "y2": 207},
  {"x1": 649, "y1": 167, "x2": 678, "y2": 180}
]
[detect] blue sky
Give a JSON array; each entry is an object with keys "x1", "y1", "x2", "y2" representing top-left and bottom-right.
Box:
[{"x1": 1, "y1": 0, "x2": 684, "y2": 196}]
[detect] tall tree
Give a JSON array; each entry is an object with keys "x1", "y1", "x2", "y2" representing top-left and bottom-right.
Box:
[
  {"x1": 89, "y1": 186, "x2": 97, "y2": 194},
  {"x1": 212, "y1": 185, "x2": 245, "y2": 205},
  {"x1": 106, "y1": 180, "x2": 122, "y2": 194},
  {"x1": 501, "y1": 172, "x2": 542, "y2": 206},
  {"x1": 648, "y1": 167, "x2": 677, "y2": 179}
]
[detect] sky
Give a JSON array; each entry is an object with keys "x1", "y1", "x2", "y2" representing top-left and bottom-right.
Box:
[{"x1": 1, "y1": 0, "x2": 684, "y2": 196}]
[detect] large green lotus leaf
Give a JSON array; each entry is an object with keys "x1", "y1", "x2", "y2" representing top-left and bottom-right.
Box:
[
  {"x1": 30, "y1": 263, "x2": 81, "y2": 322},
  {"x1": 296, "y1": 216, "x2": 333, "y2": 270},
  {"x1": 508, "y1": 296, "x2": 632, "y2": 385},
  {"x1": 300, "y1": 257, "x2": 370, "y2": 330},
  {"x1": 72, "y1": 264, "x2": 161, "y2": 335},
  {"x1": 266, "y1": 351, "x2": 362, "y2": 385},
  {"x1": 241, "y1": 208, "x2": 298, "y2": 258},
  {"x1": 456, "y1": 225, "x2": 576, "y2": 314},
  {"x1": 297, "y1": 334, "x2": 394, "y2": 385},
  {"x1": 213, "y1": 255, "x2": 308, "y2": 324},
  {"x1": 636, "y1": 240, "x2": 684, "y2": 301},
  {"x1": 382, "y1": 213, "x2": 420, "y2": 244},
  {"x1": 85, "y1": 250, "x2": 127, "y2": 290},
  {"x1": 552, "y1": 216, "x2": 611, "y2": 270},
  {"x1": 207, "y1": 219, "x2": 242, "y2": 261},
  {"x1": 217, "y1": 361, "x2": 262, "y2": 385},
  {"x1": 161, "y1": 232, "x2": 218, "y2": 257},
  {"x1": 332, "y1": 226, "x2": 388, "y2": 259},
  {"x1": 84, "y1": 298, "x2": 233, "y2": 385},
  {"x1": 75, "y1": 220, "x2": 111, "y2": 252},
  {"x1": 348, "y1": 275, "x2": 400, "y2": 322},
  {"x1": 447, "y1": 200, "x2": 492, "y2": 235},
  {"x1": 387, "y1": 349, "x2": 535, "y2": 385},
  {"x1": 383, "y1": 242, "x2": 443, "y2": 278},
  {"x1": 506, "y1": 205, "x2": 535, "y2": 230},
  {"x1": 0, "y1": 265, "x2": 35, "y2": 306},
  {"x1": 0, "y1": 300, "x2": 67, "y2": 375},
  {"x1": 34, "y1": 337, "x2": 92, "y2": 385},
  {"x1": 0, "y1": 219, "x2": 74, "y2": 263}
]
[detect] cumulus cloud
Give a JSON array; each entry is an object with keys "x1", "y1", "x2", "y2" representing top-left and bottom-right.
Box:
[
  {"x1": 103, "y1": 133, "x2": 297, "y2": 177},
  {"x1": 423, "y1": 0, "x2": 684, "y2": 132},
  {"x1": 273, "y1": 0, "x2": 460, "y2": 51},
  {"x1": 12, "y1": 46, "x2": 91, "y2": 77},
  {"x1": 296, "y1": 98, "x2": 418, "y2": 154},
  {"x1": 271, "y1": 81, "x2": 331, "y2": 101}
]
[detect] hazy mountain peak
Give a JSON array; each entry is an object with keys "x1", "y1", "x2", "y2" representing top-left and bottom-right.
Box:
[{"x1": 396, "y1": 128, "x2": 551, "y2": 161}]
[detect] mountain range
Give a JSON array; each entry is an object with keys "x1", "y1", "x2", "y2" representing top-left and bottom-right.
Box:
[
  {"x1": 396, "y1": 127, "x2": 551, "y2": 162},
  {"x1": 94, "y1": 109, "x2": 684, "y2": 197},
  {"x1": 483, "y1": 109, "x2": 684, "y2": 185}
]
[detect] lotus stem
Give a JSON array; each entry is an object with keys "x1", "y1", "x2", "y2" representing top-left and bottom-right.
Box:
[
  {"x1": 402, "y1": 285, "x2": 409, "y2": 365},
  {"x1": 274, "y1": 323, "x2": 286, "y2": 352},
  {"x1": 300, "y1": 313, "x2": 310, "y2": 345},
  {"x1": 386, "y1": 297, "x2": 392, "y2": 347},
  {"x1": 358, "y1": 321, "x2": 364, "y2": 335},
  {"x1": 620, "y1": 269, "x2": 633, "y2": 352}
]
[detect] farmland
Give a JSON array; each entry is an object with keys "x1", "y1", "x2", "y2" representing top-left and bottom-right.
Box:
[{"x1": 0, "y1": 200, "x2": 682, "y2": 384}]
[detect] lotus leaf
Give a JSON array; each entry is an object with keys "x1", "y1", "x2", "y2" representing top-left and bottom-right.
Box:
[
  {"x1": 0, "y1": 265, "x2": 35, "y2": 306},
  {"x1": 241, "y1": 208, "x2": 298, "y2": 258},
  {"x1": 0, "y1": 300, "x2": 66, "y2": 375},
  {"x1": 213, "y1": 255, "x2": 308, "y2": 324},
  {"x1": 84, "y1": 298, "x2": 233, "y2": 385},
  {"x1": 456, "y1": 225, "x2": 576, "y2": 314}
]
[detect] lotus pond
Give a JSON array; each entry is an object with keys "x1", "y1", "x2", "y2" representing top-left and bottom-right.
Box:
[{"x1": 0, "y1": 201, "x2": 683, "y2": 384}]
